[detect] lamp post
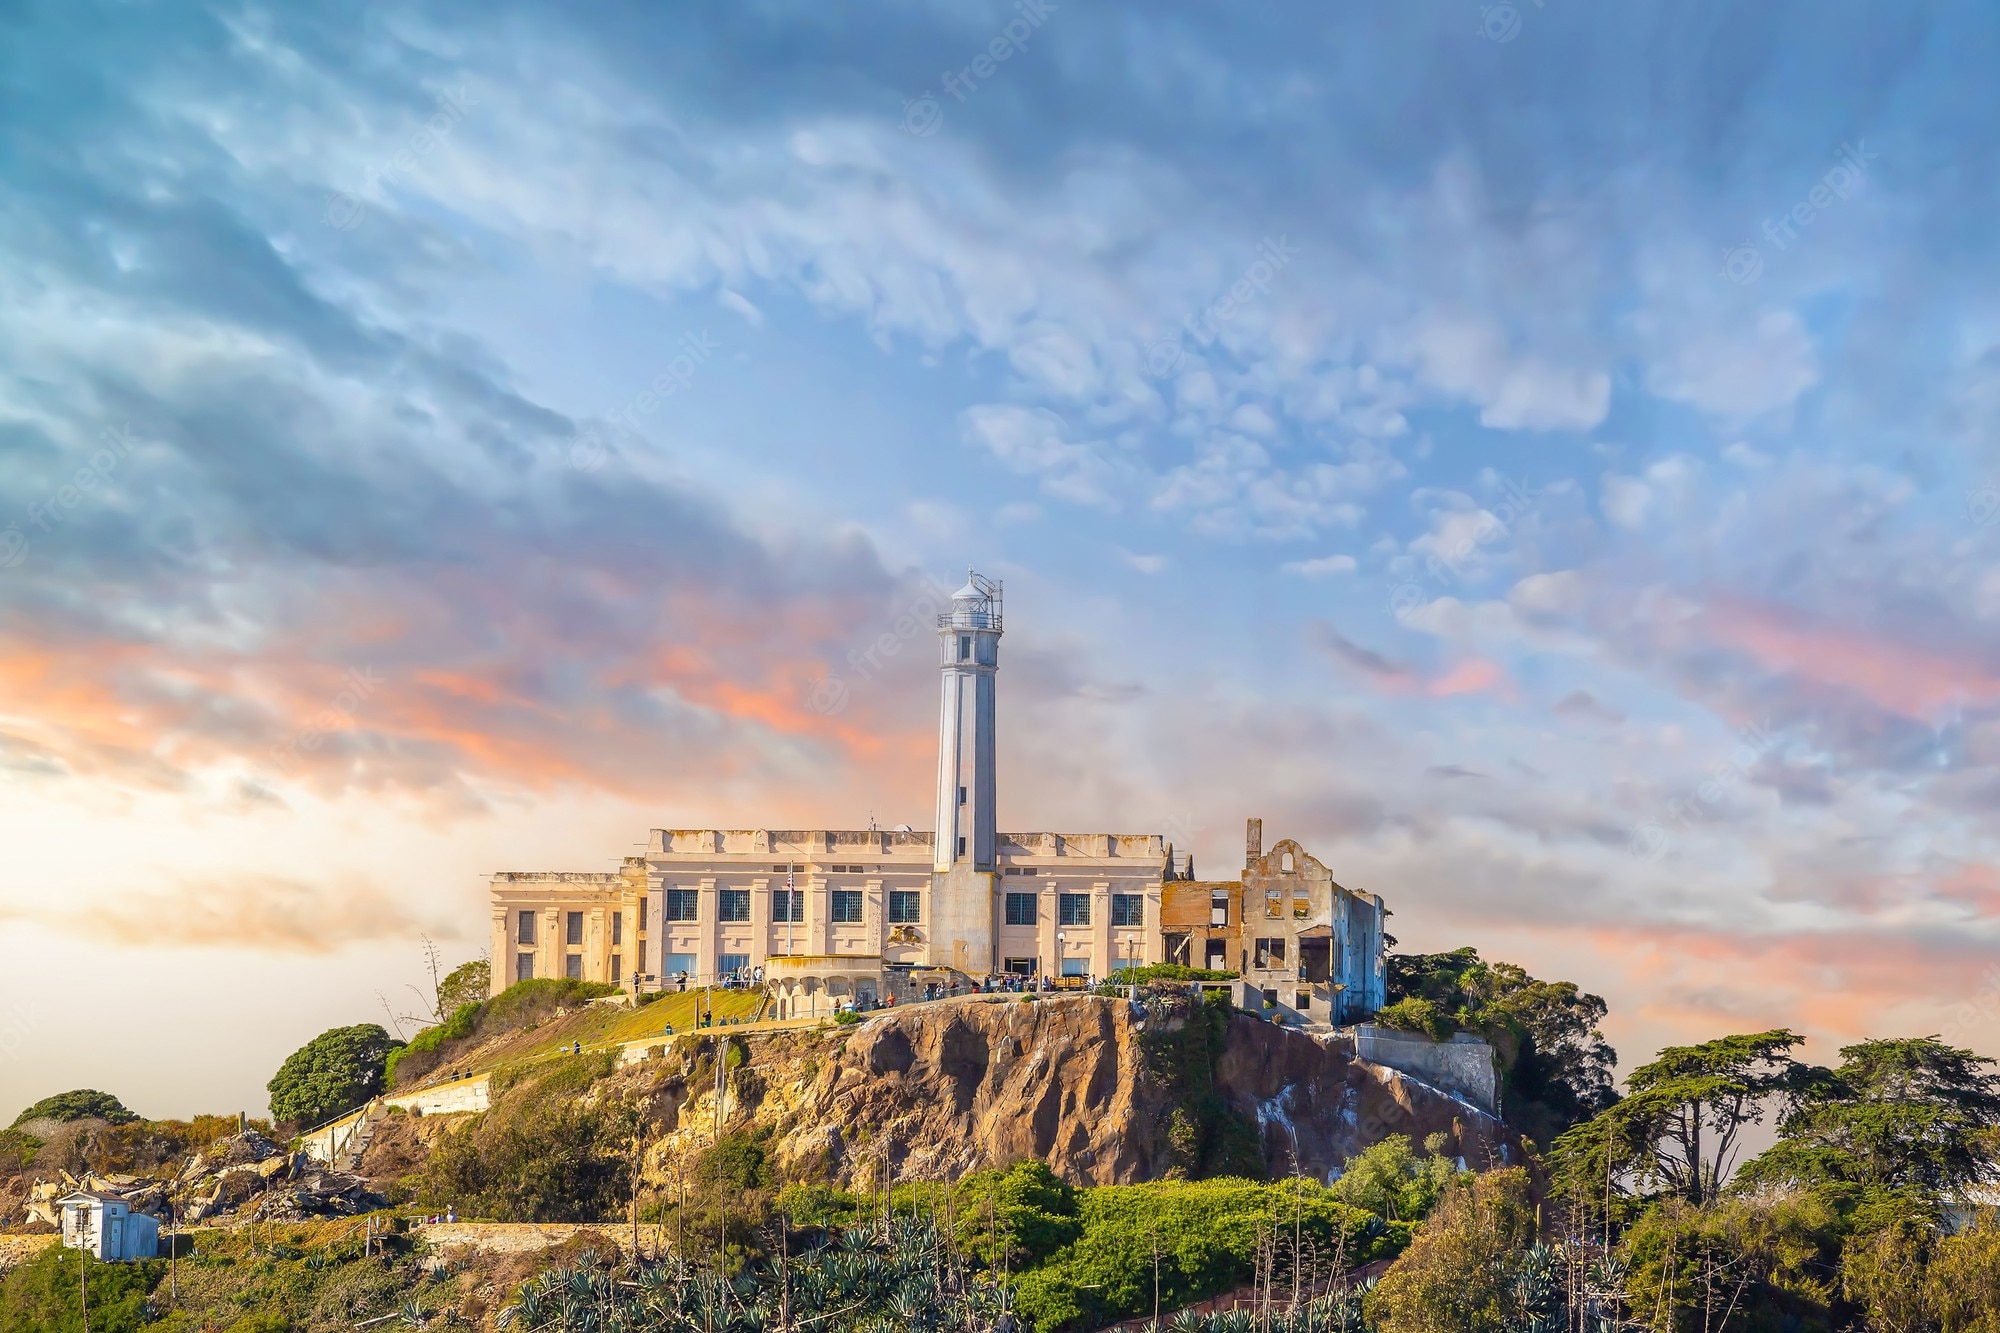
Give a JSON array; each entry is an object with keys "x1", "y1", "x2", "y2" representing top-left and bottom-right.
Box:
[{"x1": 1055, "y1": 931, "x2": 1066, "y2": 989}]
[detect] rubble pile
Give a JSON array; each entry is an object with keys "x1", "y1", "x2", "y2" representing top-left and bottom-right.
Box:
[{"x1": 19, "y1": 1131, "x2": 386, "y2": 1228}]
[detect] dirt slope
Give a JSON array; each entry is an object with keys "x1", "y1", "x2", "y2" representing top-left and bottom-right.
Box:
[{"x1": 633, "y1": 993, "x2": 1508, "y2": 1187}]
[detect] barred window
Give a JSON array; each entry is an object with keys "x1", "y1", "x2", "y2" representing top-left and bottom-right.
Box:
[
  {"x1": 665, "y1": 889, "x2": 699, "y2": 922},
  {"x1": 888, "y1": 890, "x2": 922, "y2": 924},
  {"x1": 1058, "y1": 893, "x2": 1091, "y2": 926},
  {"x1": 611, "y1": 911, "x2": 623, "y2": 946},
  {"x1": 517, "y1": 910, "x2": 537, "y2": 945},
  {"x1": 1004, "y1": 892, "x2": 1037, "y2": 926},
  {"x1": 1110, "y1": 894, "x2": 1144, "y2": 927},
  {"x1": 564, "y1": 953, "x2": 583, "y2": 980},
  {"x1": 515, "y1": 952, "x2": 534, "y2": 983},
  {"x1": 771, "y1": 889, "x2": 806, "y2": 923},
  {"x1": 719, "y1": 889, "x2": 751, "y2": 923},
  {"x1": 831, "y1": 889, "x2": 864, "y2": 924},
  {"x1": 566, "y1": 911, "x2": 584, "y2": 946}
]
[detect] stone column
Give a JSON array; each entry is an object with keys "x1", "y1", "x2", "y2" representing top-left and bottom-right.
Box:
[
  {"x1": 1089, "y1": 882, "x2": 1111, "y2": 979},
  {"x1": 697, "y1": 879, "x2": 719, "y2": 985}
]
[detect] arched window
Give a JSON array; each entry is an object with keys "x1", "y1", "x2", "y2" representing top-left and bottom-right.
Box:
[{"x1": 1281, "y1": 851, "x2": 1295, "y2": 873}]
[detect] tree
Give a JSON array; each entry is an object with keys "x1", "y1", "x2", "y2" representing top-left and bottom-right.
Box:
[
  {"x1": 1365, "y1": 1168, "x2": 1540, "y2": 1333},
  {"x1": 1741, "y1": 1036, "x2": 2000, "y2": 1197},
  {"x1": 9, "y1": 1090, "x2": 138, "y2": 1128},
  {"x1": 1384, "y1": 948, "x2": 1618, "y2": 1141},
  {"x1": 265, "y1": 1024, "x2": 402, "y2": 1128},
  {"x1": 436, "y1": 958, "x2": 491, "y2": 1015},
  {"x1": 1329, "y1": 1133, "x2": 1463, "y2": 1222},
  {"x1": 1555, "y1": 1030, "x2": 1804, "y2": 1206}
]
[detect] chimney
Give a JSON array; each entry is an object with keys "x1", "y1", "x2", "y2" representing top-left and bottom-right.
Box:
[{"x1": 1245, "y1": 817, "x2": 1263, "y2": 867}]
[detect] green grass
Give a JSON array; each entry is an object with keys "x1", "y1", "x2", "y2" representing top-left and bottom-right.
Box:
[{"x1": 411, "y1": 987, "x2": 770, "y2": 1087}]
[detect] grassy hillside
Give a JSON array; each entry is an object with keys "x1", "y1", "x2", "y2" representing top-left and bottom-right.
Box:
[{"x1": 389, "y1": 983, "x2": 767, "y2": 1091}]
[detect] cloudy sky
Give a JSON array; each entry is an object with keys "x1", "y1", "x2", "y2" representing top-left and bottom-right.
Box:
[{"x1": 2, "y1": 0, "x2": 1997, "y2": 1119}]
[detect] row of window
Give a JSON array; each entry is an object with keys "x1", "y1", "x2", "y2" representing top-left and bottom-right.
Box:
[
  {"x1": 1003, "y1": 893, "x2": 1145, "y2": 927},
  {"x1": 659, "y1": 887, "x2": 923, "y2": 924},
  {"x1": 520, "y1": 892, "x2": 1149, "y2": 938},
  {"x1": 516, "y1": 951, "x2": 624, "y2": 983},
  {"x1": 517, "y1": 908, "x2": 642, "y2": 947}
]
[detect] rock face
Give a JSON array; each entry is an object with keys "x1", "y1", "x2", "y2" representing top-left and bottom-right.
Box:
[{"x1": 665, "y1": 994, "x2": 1508, "y2": 1187}]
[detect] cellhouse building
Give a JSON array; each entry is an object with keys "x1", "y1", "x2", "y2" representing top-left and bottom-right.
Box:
[{"x1": 487, "y1": 568, "x2": 1388, "y2": 1026}]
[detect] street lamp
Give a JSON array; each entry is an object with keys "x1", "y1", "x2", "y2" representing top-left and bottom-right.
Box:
[{"x1": 1055, "y1": 931, "x2": 1066, "y2": 989}]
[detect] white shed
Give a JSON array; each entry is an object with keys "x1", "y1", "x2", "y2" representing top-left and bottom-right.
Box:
[{"x1": 57, "y1": 1191, "x2": 159, "y2": 1262}]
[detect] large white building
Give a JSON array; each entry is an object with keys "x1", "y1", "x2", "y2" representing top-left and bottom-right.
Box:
[{"x1": 489, "y1": 569, "x2": 1388, "y2": 1022}]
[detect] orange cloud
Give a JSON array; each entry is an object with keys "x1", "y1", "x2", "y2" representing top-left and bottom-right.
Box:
[{"x1": 1703, "y1": 599, "x2": 2000, "y2": 720}]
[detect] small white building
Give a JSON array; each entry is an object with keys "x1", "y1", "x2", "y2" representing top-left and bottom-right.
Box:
[{"x1": 58, "y1": 1192, "x2": 159, "y2": 1262}]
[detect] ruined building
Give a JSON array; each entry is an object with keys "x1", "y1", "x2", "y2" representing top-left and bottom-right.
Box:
[{"x1": 488, "y1": 568, "x2": 1387, "y2": 1024}]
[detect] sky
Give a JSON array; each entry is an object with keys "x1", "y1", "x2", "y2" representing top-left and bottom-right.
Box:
[{"x1": 1, "y1": 0, "x2": 1998, "y2": 1121}]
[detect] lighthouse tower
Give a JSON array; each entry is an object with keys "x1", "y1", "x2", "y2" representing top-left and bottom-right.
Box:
[{"x1": 929, "y1": 568, "x2": 1002, "y2": 973}]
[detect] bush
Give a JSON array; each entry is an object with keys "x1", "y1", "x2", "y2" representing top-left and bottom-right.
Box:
[
  {"x1": 0, "y1": 1248, "x2": 162, "y2": 1333},
  {"x1": 384, "y1": 1001, "x2": 483, "y2": 1087},
  {"x1": 1010, "y1": 1177, "x2": 1402, "y2": 1333},
  {"x1": 266, "y1": 1024, "x2": 402, "y2": 1128},
  {"x1": 953, "y1": 1159, "x2": 1082, "y2": 1269},
  {"x1": 1373, "y1": 997, "x2": 1454, "y2": 1042},
  {"x1": 417, "y1": 1052, "x2": 632, "y2": 1221},
  {"x1": 1365, "y1": 1168, "x2": 1539, "y2": 1333},
  {"x1": 1106, "y1": 964, "x2": 1240, "y2": 984},
  {"x1": 1329, "y1": 1133, "x2": 1464, "y2": 1222},
  {"x1": 9, "y1": 1089, "x2": 139, "y2": 1128}
]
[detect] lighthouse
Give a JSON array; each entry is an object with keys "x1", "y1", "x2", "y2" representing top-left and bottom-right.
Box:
[{"x1": 929, "y1": 568, "x2": 1002, "y2": 972}]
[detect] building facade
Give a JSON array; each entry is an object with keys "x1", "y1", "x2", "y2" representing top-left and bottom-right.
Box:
[{"x1": 487, "y1": 567, "x2": 1389, "y2": 1026}]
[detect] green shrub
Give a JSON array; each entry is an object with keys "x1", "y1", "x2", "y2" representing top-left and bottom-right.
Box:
[
  {"x1": 266, "y1": 1025, "x2": 401, "y2": 1128},
  {"x1": 1374, "y1": 997, "x2": 1454, "y2": 1042},
  {"x1": 953, "y1": 1159, "x2": 1082, "y2": 1269},
  {"x1": 1011, "y1": 1177, "x2": 1401, "y2": 1332},
  {"x1": 9, "y1": 1088, "x2": 139, "y2": 1127},
  {"x1": 0, "y1": 1248, "x2": 161, "y2": 1333},
  {"x1": 832, "y1": 1009, "x2": 864, "y2": 1026},
  {"x1": 1107, "y1": 963, "x2": 1239, "y2": 984},
  {"x1": 384, "y1": 1001, "x2": 483, "y2": 1087},
  {"x1": 1328, "y1": 1133, "x2": 1464, "y2": 1221},
  {"x1": 416, "y1": 1052, "x2": 630, "y2": 1221}
]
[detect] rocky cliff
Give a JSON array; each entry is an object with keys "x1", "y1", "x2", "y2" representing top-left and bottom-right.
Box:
[{"x1": 634, "y1": 993, "x2": 1508, "y2": 1187}]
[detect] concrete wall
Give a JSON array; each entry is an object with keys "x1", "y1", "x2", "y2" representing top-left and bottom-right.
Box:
[
  {"x1": 387, "y1": 1078, "x2": 490, "y2": 1117},
  {"x1": 1350, "y1": 1025, "x2": 1497, "y2": 1115}
]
